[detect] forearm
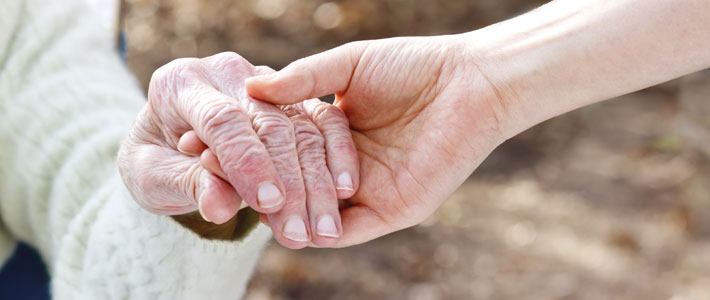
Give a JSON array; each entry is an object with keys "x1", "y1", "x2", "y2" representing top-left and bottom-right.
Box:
[
  {"x1": 0, "y1": 0, "x2": 269, "y2": 297},
  {"x1": 464, "y1": 0, "x2": 710, "y2": 138}
]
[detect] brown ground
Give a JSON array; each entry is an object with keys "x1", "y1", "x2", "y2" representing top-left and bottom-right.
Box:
[{"x1": 123, "y1": 1, "x2": 710, "y2": 299}]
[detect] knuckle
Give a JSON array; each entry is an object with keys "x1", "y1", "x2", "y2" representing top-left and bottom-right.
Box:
[
  {"x1": 224, "y1": 142, "x2": 271, "y2": 176},
  {"x1": 171, "y1": 57, "x2": 202, "y2": 66},
  {"x1": 320, "y1": 103, "x2": 347, "y2": 120},
  {"x1": 211, "y1": 51, "x2": 242, "y2": 61},
  {"x1": 305, "y1": 101, "x2": 348, "y2": 126},
  {"x1": 280, "y1": 104, "x2": 311, "y2": 122},
  {"x1": 303, "y1": 103, "x2": 356, "y2": 156},
  {"x1": 195, "y1": 105, "x2": 279, "y2": 179},
  {"x1": 308, "y1": 101, "x2": 330, "y2": 119},
  {"x1": 301, "y1": 167, "x2": 336, "y2": 195},
  {"x1": 308, "y1": 177, "x2": 335, "y2": 195},
  {"x1": 148, "y1": 58, "x2": 202, "y2": 103},
  {"x1": 208, "y1": 52, "x2": 251, "y2": 74},
  {"x1": 198, "y1": 102, "x2": 244, "y2": 135},
  {"x1": 282, "y1": 187, "x2": 307, "y2": 207},
  {"x1": 152, "y1": 58, "x2": 201, "y2": 84},
  {"x1": 280, "y1": 175, "x2": 306, "y2": 195},
  {"x1": 327, "y1": 136, "x2": 357, "y2": 156},
  {"x1": 254, "y1": 114, "x2": 295, "y2": 150},
  {"x1": 132, "y1": 105, "x2": 164, "y2": 140},
  {"x1": 294, "y1": 125, "x2": 326, "y2": 155},
  {"x1": 210, "y1": 52, "x2": 243, "y2": 64}
]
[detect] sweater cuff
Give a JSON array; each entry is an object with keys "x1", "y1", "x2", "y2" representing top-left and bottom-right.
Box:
[
  {"x1": 118, "y1": 181, "x2": 272, "y2": 258},
  {"x1": 61, "y1": 174, "x2": 272, "y2": 299}
]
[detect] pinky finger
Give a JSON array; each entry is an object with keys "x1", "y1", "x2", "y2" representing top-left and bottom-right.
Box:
[
  {"x1": 178, "y1": 130, "x2": 208, "y2": 156},
  {"x1": 200, "y1": 149, "x2": 228, "y2": 180},
  {"x1": 201, "y1": 149, "x2": 249, "y2": 210},
  {"x1": 198, "y1": 169, "x2": 244, "y2": 224}
]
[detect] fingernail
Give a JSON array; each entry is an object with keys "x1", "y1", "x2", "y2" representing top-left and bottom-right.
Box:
[
  {"x1": 283, "y1": 217, "x2": 309, "y2": 242},
  {"x1": 257, "y1": 183, "x2": 283, "y2": 208},
  {"x1": 316, "y1": 215, "x2": 340, "y2": 238},
  {"x1": 336, "y1": 172, "x2": 354, "y2": 192}
]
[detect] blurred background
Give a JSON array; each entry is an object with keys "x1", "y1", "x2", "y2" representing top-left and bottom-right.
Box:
[{"x1": 121, "y1": 0, "x2": 710, "y2": 299}]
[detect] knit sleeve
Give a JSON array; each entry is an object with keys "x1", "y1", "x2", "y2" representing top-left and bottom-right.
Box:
[
  {"x1": 0, "y1": 0, "x2": 23, "y2": 266},
  {"x1": 0, "y1": 0, "x2": 270, "y2": 299}
]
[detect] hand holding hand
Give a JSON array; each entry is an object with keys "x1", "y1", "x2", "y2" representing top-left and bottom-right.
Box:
[
  {"x1": 246, "y1": 36, "x2": 508, "y2": 246},
  {"x1": 118, "y1": 52, "x2": 359, "y2": 248}
]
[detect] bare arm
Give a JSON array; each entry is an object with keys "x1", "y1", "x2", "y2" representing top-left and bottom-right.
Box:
[
  {"x1": 245, "y1": 0, "x2": 710, "y2": 247},
  {"x1": 468, "y1": 0, "x2": 710, "y2": 138}
]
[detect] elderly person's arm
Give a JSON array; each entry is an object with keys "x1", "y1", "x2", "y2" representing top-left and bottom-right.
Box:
[
  {"x1": 0, "y1": 0, "x2": 264, "y2": 298},
  {"x1": 0, "y1": 0, "x2": 352, "y2": 298}
]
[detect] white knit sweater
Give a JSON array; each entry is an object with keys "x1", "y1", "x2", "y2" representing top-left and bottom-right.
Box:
[{"x1": 0, "y1": 0, "x2": 271, "y2": 299}]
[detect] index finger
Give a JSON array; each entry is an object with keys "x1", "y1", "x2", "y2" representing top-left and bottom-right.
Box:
[{"x1": 253, "y1": 66, "x2": 360, "y2": 199}]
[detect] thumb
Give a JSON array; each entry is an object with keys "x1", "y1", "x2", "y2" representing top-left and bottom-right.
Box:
[
  {"x1": 120, "y1": 143, "x2": 242, "y2": 225},
  {"x1": 246, "y1": 41, "x2": 366, "y2": 104}
]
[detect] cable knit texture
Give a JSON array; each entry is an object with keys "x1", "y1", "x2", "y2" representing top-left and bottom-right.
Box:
[{"x1": 0, "y1": 0, "x2": 270, "y2": 299}]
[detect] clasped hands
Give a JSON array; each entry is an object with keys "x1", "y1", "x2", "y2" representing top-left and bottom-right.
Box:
[
  {"x1": 119, "y1": 36, "x2": 508, "y2": 249},
  {"x1": 118, "y1": 52, "x2": 359, "y2": 249}
]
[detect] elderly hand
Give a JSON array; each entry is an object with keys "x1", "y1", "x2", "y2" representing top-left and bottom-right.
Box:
[
  {"x1": 118, "y1": 52, "x2": 359, "y2": 248},
  {"x1": 245, "y1": 36, "x2": 508, "y2": 247}
]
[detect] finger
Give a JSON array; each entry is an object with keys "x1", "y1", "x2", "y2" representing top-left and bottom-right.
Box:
[
  {"x1": 252, "y1": 65, "x2": 359, "y2": 214},
  {"x1": 245, "y1": 42, "x2": 367, "y2": 104},
  {"x1": 198, "y1": 56, "x2": 313, "y2": 248},
  {"x1": 198, "y1": 149, "x2": 256, "y2": 210},
  {"x1": 123, "y1": 144, "x2": 241, "y2": 224},
  {"x1": 287, "y1": 109, "x2": 342, "y2": 246},
  {"x1": 253, "y1": 65, "x2": 346, "y2": 245},
  {"x1": 200, "y1": 149, "x2": 227, "y2": 180},
  {"x1": 300, "y1": 99, "x2": 360, "y2": 199},
  {"x1": 177, "y1": 130, "x2": 207, "y2": 156},
  {"x1": 149, "y1": 68, "x2": 286, "y2": 213},
  {"x1": 252, "y1": 66, "x2": 359, "y2": 198},
  {"x1": 250, "y1": 107, "x2": 311, "y2": 249},
  {"x1": 198, "y1": 170, "x2": 244, "y2": 224}
]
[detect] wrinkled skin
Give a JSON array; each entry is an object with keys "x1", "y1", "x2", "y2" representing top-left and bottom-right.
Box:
[
  {"x1": 118, "y1": 52, "x2": 359, "y2": 249},
  {"x1": 246, "y1": 36, "x2": 508, "y2": 247}
]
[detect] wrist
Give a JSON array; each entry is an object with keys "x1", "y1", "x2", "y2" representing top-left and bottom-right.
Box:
[
  {"x1": 459, "y1": 0, "x2": 710, "y2": 139},
  {"x1": 456, "y1": 4, "x2": 591, "y2": 140},
  {"x1": 446, "y1": 31, "x2": 535, "y2": 142}
]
